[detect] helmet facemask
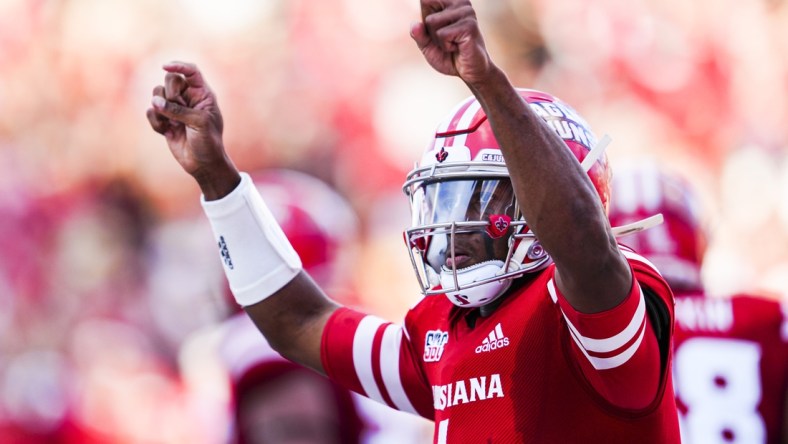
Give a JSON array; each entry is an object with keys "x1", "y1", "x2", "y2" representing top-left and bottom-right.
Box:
[{"x1": 404, "y1": 162, "x2": 550, "y2": 308}]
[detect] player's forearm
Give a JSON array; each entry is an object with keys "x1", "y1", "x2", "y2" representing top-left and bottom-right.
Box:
[
  {"x1": 201, "y1": 173, "x2": 339, "y2": 371},
  {"x1": 467, "y1": 68, "x2": 613, "y2": 269},
  {"x1": 244, "y1": 272, "x2": 340, "y2": 373},
  {"x1": 467, "y1": 68, "x2": 629, "y2": 312},
  {"x1": 193, "y1": 156, "x2": 242, "y2": 201}
]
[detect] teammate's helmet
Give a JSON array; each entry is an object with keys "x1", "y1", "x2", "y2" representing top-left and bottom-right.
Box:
[
  {"x1": 608, "y1": 163, "x2": 706, "y2": 292},
  {"x1": 403, "y1": 89, "x2": 611, "y2": 307},
  {"x1": 252, "y1": 169, "x2": 358, "y2": 288}
]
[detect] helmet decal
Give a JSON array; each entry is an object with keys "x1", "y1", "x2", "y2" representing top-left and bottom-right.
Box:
[
  {"x1": 528, "y1": 102, "x2": 597, "y2": 150},
  {"x1": 486, "y1": 214, "x2": 511, "y2": 239},
  {"x1": 436, "y1": 147, "x2": 449, "y2": 163}
]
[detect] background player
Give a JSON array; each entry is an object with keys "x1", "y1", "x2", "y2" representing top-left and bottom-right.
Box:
[{"x1": 608, "y1": 162, "x2": 788, "y2": 444}]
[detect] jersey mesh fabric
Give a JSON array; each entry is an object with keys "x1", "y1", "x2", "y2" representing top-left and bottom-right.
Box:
[{"x1": 322, "y1": 251, "x2": 681, "y2": 443}]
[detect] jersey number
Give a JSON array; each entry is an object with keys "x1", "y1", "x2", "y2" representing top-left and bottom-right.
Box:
[
  {"x1": 437, "y1": 419, "x2": 449, "y2": 444},
  {"x1": 674, "y1": 337, "x2": 766, "y2": 443}
]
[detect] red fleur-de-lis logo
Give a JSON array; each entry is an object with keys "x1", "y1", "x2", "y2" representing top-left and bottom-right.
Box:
[
  {"x1": 436, "y1": 147, "x2": 449, "y2": 163},
  {"x1": 486, "y1": 214, "x2": 511, "y2": 239}
]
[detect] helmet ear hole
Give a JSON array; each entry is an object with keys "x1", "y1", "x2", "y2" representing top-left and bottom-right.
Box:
[{"x1": 527, "y1": 243, "x2": 546, "y2": 260}]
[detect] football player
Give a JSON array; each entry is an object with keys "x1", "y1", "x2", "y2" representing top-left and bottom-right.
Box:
[
  {"x1": 608, "y1": 163, "x2": 788, "y2": 444},
  {"x1": 147, "y1": 0, "x2": 681, "y2": 441}
]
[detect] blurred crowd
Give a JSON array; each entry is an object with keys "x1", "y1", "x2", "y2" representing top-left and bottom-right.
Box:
[{"x1": 0, "y1": 0, "x2": 787, "y2": 442}]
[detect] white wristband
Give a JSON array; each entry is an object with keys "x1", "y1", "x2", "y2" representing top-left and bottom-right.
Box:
[{"x1": 201, "y1": 172, "x2": 302, "y2": 306}]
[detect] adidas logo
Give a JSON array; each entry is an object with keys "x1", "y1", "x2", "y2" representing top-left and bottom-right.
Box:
[{"x1": 475, "y1": 323, "x2": 509, "y2": 354}]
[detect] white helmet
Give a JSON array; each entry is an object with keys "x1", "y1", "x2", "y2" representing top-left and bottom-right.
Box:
[{"x1": 403, "y1": 89, "x2": 611, "y2": 308}]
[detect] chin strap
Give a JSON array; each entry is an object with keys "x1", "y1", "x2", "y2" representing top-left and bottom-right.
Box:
[
  {"x1": 578, "y1": 134, "x2": 667, "y2": 240},
  {"x1": 581, "y1": 134, "x2": 611, "y2": 172},
  {"x1": 611, "y1": 213, "x2": 664, "y2": 238}
]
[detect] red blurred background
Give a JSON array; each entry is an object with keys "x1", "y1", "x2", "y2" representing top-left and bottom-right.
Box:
[{"x1": 0, "y1": 0, "x2": 786, "y2": 441}]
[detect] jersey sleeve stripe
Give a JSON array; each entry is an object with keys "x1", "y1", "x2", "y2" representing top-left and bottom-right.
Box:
[
  {"x1": 370, "y1": 323, "x2": 396, "y2": 408},
  {"x1": 321, "y1": 309, "x2": 365, "y2": 394},
  {"x1": 379, "y1": 324, "x2": 420, "y2": 415},
  {"x1": 567, "y1": 315, "x2": 648, "y2": 370},
  {"x1": 548, "y1": 279, "x2": 647, "y2": 353},
  {"x1": 352, "y1": 315, "x2": 387, "y2": 404},
  {"x1": 621, "y1": 249, "x2": 662, "y2": 276}
]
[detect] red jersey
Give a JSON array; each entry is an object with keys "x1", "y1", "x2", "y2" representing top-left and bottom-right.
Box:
[
  {"x1": 322, "y1": 251, "x2": 681, "y2": 443},
  {"x1": 673, "y1": 292, "x2": 788, "y2": 444}
]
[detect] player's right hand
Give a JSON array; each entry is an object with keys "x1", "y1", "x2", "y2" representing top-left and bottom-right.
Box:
[{"x1": 411, "y1": 0, "x2": 494, "y2": 87}]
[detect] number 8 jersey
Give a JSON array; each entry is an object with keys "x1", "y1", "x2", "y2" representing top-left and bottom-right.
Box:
[{"x1": 673, "y1": 292, "x2": 788, "y2": 444}]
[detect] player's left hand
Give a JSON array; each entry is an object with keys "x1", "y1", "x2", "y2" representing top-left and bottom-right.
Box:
[{"x1": 411, "y1": 0, "x2": 494, "y2": 86}]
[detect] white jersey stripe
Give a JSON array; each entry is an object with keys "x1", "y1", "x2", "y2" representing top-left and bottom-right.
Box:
[
  {"x1": 379, "y1": 324, "x2": 419, "y2": 415},
  {"x1": 567, "y1": 315, "x2": 648, "y2": 370},
  {"x1": 547, "y1": 278, "x2": 559, "y2": 303},
  {"x1": 548, "y1": 279, "x2": 647, "y2": 353},
  {"x1": 352, "y1": 315, "x2": 387, "y2": 404},
  {"x1": 621, "y1": 249, "x2": 662, "y2": 276}
]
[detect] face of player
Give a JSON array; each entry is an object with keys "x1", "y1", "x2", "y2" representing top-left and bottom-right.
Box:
[
  {"x1": 415, "y1": 179, "x2": 516, "y2": 271},
  {"x1": 237, "y1": 370, "x2": 343, "y2": 444}
]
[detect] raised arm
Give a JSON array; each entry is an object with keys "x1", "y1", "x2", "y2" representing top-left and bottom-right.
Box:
[
  {"x1": 411, "y1": 0, "x2": 631, "y2": 313},
  {"x1": 146, "y1": 62, "x2": 338, "y2": 372}
]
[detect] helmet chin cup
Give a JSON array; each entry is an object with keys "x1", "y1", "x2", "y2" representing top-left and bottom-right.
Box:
[{"x1": 440, "y1": 261, "x2": 513, "y2": 308}]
